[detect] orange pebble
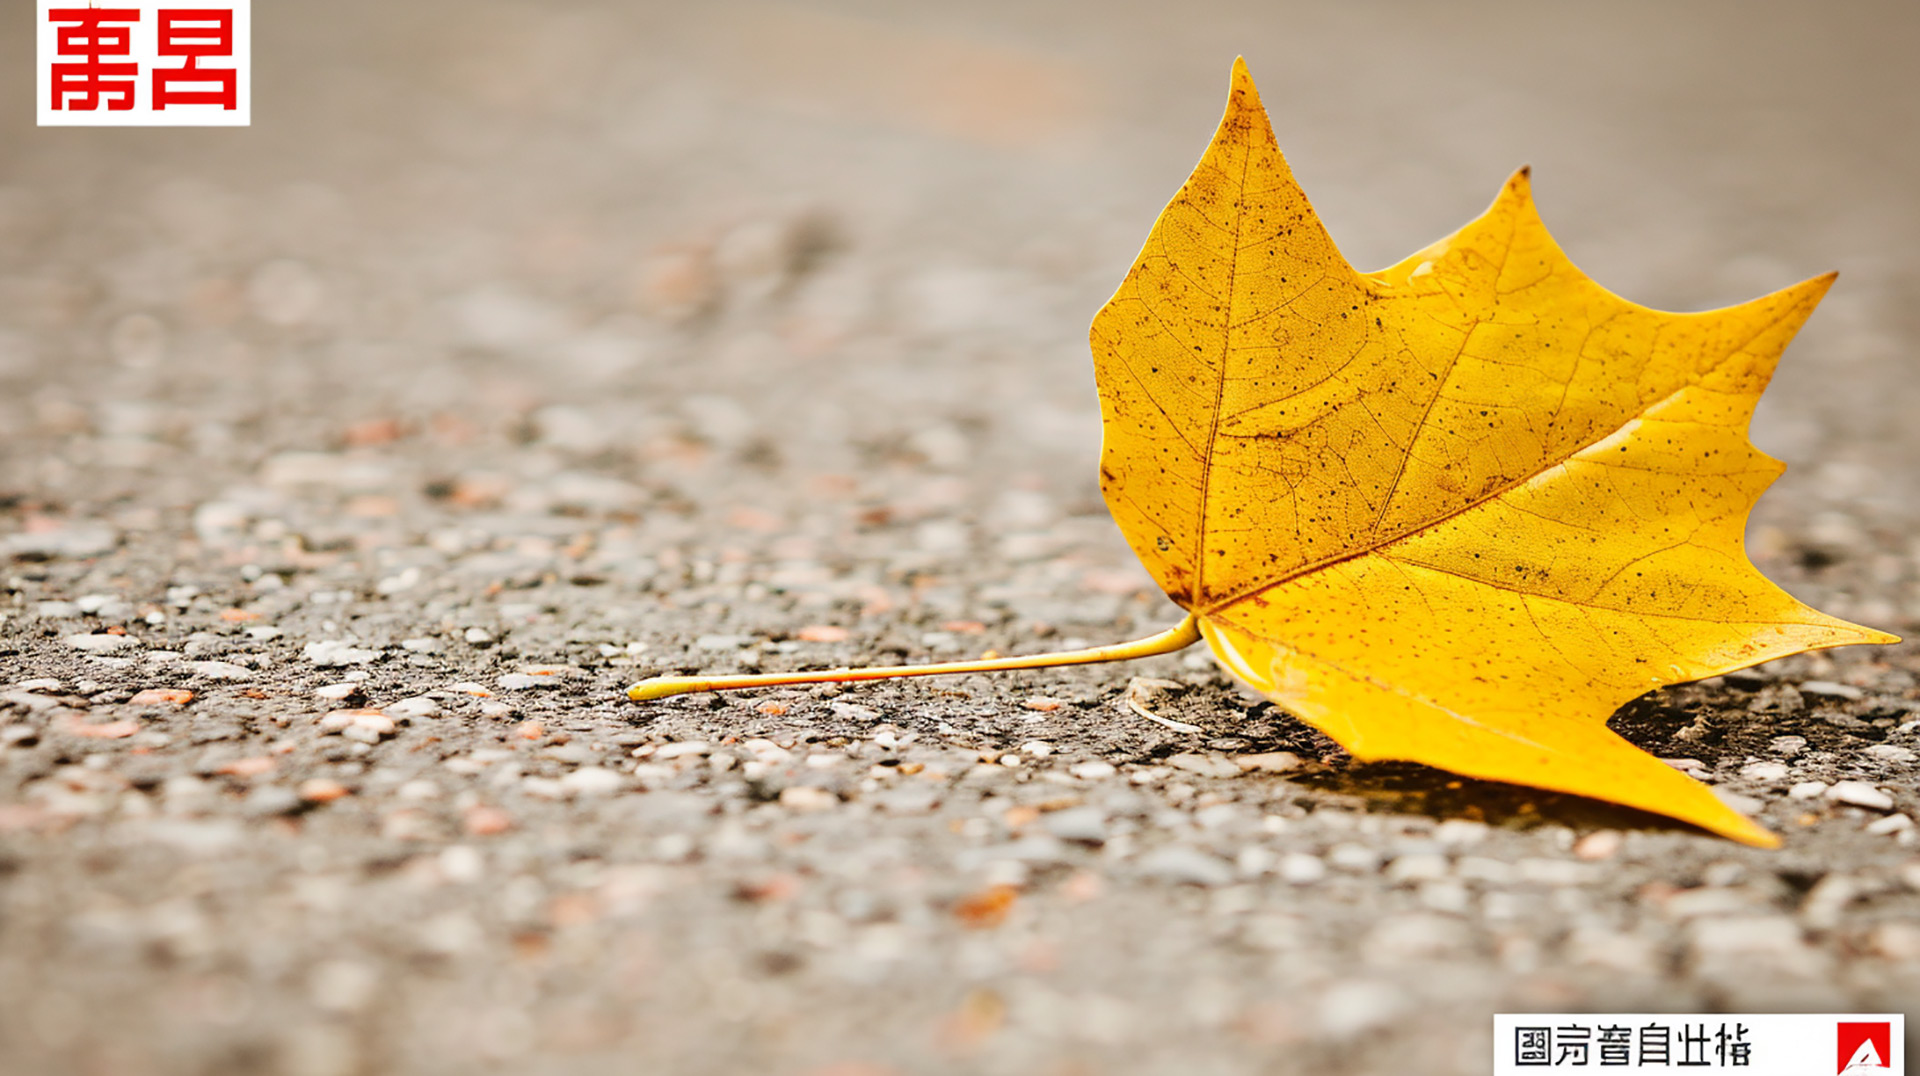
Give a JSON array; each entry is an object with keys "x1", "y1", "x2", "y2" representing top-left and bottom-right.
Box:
[
  {"x1": 465, "y1": 806, "x2": 513, "y2": 836},
  {"x1": 129, "y1": 688, "x2": 193, "y2": 706},
  {"x1": 215, "y1": 757, "x2": 276, "y2": 778},
  {"x1": 298, "y1": 779, "x2": 350, "y2": 803},
  {"x1": 952, "y1": 885, "x2": 1018, "y2": 930}
]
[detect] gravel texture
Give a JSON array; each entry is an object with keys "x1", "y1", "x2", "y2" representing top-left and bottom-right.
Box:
[{"x1": 4, "y1": 3, "x2": 1920, "y2": 1074}]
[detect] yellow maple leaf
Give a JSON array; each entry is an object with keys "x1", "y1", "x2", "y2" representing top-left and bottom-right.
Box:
[
  {"x1": 1089, "y1": 58, "x2": 1894, "y2": 846},
  {"x1": 624, "y1": 57, "x2": 1893, "y2": 847}
]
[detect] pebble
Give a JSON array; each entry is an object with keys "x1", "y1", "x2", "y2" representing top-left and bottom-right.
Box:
[
  {"x1": 1136, "y1": 845, "x2": 1234, "y2": 886},
  {"x1": 385, "y1": 697, "x2": 440, "y2": 718},
  {"x1": 1165, "y1": 753, "x2": 1239, "y2": 779},
  {"x1": 497, "y1": 673, "x2": 560, "y2": 691},
  {"x1": 1384, "y1": 852, "x2": 1448, "y2": 883},
  {"x1": 1233, "y1": 751, "x2": 1303, "y2": 773},
  {"x1": 129, "y1": 689, "x2": 193, "y2": 707},
  {"x1": 560, "y1": 767, "x2": 625, "y2": 796},
  {"x1": 1433, "y1": 819, "x2": 1490, "y2": 845},
  {"x1": 1798, "y1": 680, "x2": 1864, "y2": 701},
  {"x1": 243, "y1": 785, "x2": 303, "y2": 817},
  {"x1": 778, "y1": 786, "x2": 837, "y2": 812},
  {"x1": 1824, "y1": 780, "x2": 1894, "y2": 811},
  {"x1": 1572, "y1": 830, "x2": 1623, "y2": 860},
  {"x1": 1068, "y1": 761, "x2": 1117, "y2": 780},
  {"x1": 1040, "y1": 805, "x2": 1108, "y2": 844},
  {"x1": 303, "y1": 640, "x2": 382, "y2": 667},
  {"x1": 1739, "y1": 760, "x2": 1790, "y2": 782},
  {"x1": 15, "y1": 678, "x2": 63, "y2": 693},
  {"x1": 320, "y1": 709, "x2": 394, "y2": 742},
  {"x1": 1326, "y1": 843, "x2": 1382, "y2": 872},
  {"x1": 653, "y1": 741, "x2": 711, "y2": 760},
  {"x1": 65, "y1": 633, "x2": 141, "y2": 653},
  {"x1": 1865, "y1": 814, "x2": 1914, "y2": 836},
  {"x1": 297, "y1": 779, "x2": 350, "y2": 804},
  {"x1": 314, "y1": 683, "x2": 363, "y2": 702},
  {"x1": 1865, "y1": 743, "x2": 1918, "y2": 763},
  {"x1": 1787, "y1": 780, "x2": 1829, "y2": 800},
  {"x1": 463, "y1": 628, "x2": 495, "y2": 646},
  {"x1": 186, "y1": 660, "x2": 253, "y2": 681},
  {"x1": 1769, "y1": 735, "x2": 1807, "y2": 757},
  {"x1": 1277, "y1": 852, "x2": 1327, "y2": 885},
  {"x1": 464, "y1": 806, "x2": 513, "y2": 836}
]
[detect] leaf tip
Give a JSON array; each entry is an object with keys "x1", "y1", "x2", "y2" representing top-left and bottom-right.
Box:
[
  {"x1": 1227, "y1": 55, "x2": 1267, "y2": 108},
  {"x1": 1505, "y1": 165, "x2": 1534, "y2": 200},
  {"x1": 1731, "y1": 824, "x2": 1783, "y2": 850}
]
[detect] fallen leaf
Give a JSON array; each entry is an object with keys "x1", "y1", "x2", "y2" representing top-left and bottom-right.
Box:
[{"x1": 1088, "y1": 59, "x2": 1894, "y2": 846}]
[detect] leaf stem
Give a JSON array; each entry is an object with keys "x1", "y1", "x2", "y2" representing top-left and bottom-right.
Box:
[{"x1": 627, "y1": 613, "x2": 1202, "y2": 701}]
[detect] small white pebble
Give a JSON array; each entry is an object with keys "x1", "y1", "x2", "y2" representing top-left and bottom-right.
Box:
[
  {"x1": 1385, "y1": 852, "x2": 1448, "y2": 884},
  {"x1": 1739, "y1": 760, "x2": 1790, "y2": 782},
  {"x1": 1825, "y1": 780, "x2": 1895, "y2": 811},
  {"x1": 1326, "y1": 843, "x2": 1381, "y2": 872},
  {"x1": 653, "y1": 741, "x2": 711, "y2": 760},
  {"x1": 1278, "y1": 852, "x2": 1326, "y2": 885},
  {"x1": 1865, "y1": 814, "x2": 1913, "y2": 836},
  {"x1": 1069, "y1": 761, "x2": 1117, "y2": 780},
  {"x1": 1433, "y1": 819, "x2": 1489, "y2": 846},
  {"x1": 1020, "y1": 741, "x2": 1054, "y2": 758},
  {"x1": 1788, "y1": 780, "x2": 1829, "y2": 800},
  {"x1": 1798, "y1": 680, "x2": 1863, "y2": 701},
  {"x1": 779, "y1": 786, "x2": 837, "y2": 812},
  {"x1": 560, "y1": 767, "x2": 625, "y2": 796},
  {"x1": 386, "y1": 696, "x2": 441, "y2": 718}
]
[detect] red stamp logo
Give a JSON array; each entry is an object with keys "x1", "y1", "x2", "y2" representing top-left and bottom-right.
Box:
[
  {"x1": 1840, "y1": 1021, "x2": 1893, "y2": 1073},
  {"x1": 37, "y1": 1, "x2": 249, "y2": 126}
]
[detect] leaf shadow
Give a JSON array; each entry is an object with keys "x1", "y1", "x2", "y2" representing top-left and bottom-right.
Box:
[
  {"x1": 1246, "y1": 689, "x2": 1754, "y2": 840},
  {"x1": 1290, "y1": 761, "x2": 1716, "y2": 840}
]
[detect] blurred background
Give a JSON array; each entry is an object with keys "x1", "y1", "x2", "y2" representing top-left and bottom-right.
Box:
[
  {"x1": 5, "y1": 1, "x2": 1919, "y2": 545},
  {"x1": 4, "y1": 2, "x2": 1919, "y2": 1075}
]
